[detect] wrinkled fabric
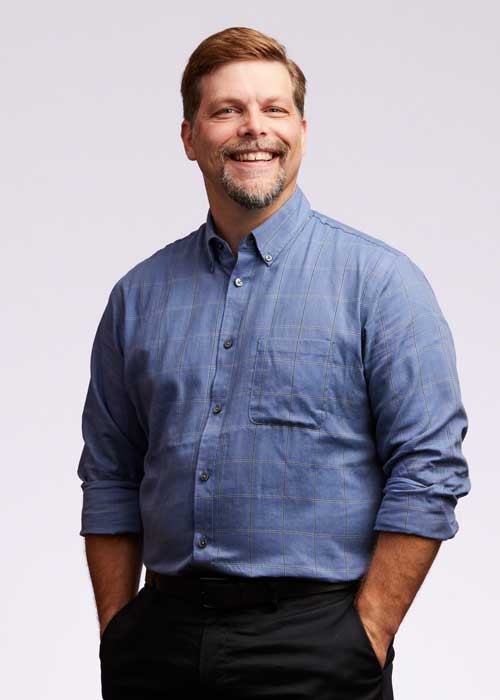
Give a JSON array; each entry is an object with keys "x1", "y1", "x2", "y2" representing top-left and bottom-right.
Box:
[{"x1": 77, "y1": 184, "x2": 471, "y2": 580}]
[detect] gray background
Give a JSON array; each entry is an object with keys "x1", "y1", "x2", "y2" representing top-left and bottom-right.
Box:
[{"x1": 1, "y1": 1, "x2": 497, "y2": 697}]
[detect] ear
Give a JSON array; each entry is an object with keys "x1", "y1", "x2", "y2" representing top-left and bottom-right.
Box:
[
  {"x1": 301, "y1": 117, "x2": 307, "y2": 157},
  {"x1": 181, "y1": 119, "x2": 197, "y2": 161}
]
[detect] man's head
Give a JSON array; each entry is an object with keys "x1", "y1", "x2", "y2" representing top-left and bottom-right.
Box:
[{"x1": 180, "y1": 27, "x2": 307, "y2": 211}]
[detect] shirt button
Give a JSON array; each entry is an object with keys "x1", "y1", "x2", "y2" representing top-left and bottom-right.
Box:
[
  {"x1": 234, "y1": 277, "x2": 244, "y2": 287},
  {"x1": 213, "y1": 403, "x2": 222, "y2": 414},
  {"x1": 217, "y1": 242, "x2": 224, "y2": 250},
  {"x1": 200, "y1": 471, "x2": 209, "y2": 481},
  {"x1": 223, "y1": 339, "x2": 233, "y2": 349},
  {"x1": 198, "y1": 537, "x2": 207, "y2": 548},
  {"x1": 264, "y1": 254, "x2": 273, "y2": 262}
]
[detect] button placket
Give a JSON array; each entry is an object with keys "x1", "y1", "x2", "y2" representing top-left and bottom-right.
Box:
[{"x1": 192, "y1": 243, "x2": 258, "y2": 566}]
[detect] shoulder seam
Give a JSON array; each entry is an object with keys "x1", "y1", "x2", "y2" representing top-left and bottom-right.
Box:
[
  {"x1": 310, "y1": 211, "x2": 406, "y2": 257},
  {"x1": 114, "y1": 227, "x2": 203, "y2": 289}
]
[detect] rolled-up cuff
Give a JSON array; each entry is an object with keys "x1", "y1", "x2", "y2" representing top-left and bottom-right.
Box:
[
  {"x1": 79, "y1": 480, "x2": 143, "y2": 535},
  {"x1": 373, "y1": 491, "x2": 459, "y2": 540}
]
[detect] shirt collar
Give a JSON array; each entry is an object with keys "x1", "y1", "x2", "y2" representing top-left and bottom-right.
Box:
[{"x1": 203, "y1": 184, "x2": 312, "y2": 272}]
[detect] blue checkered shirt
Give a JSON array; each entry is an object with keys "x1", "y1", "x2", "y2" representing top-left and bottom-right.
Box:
[{"x1": 77, "y1": 184, "x2": 471, "y2": 581}]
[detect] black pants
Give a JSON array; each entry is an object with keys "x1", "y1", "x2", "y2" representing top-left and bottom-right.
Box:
[{"x1": 99, "y1": 581, "x2": 395, "y2": 699}]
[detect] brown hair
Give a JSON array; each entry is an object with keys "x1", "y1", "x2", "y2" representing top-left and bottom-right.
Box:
[{"x1": 180, "y1": 27, "x2": 307, "y2": 129}]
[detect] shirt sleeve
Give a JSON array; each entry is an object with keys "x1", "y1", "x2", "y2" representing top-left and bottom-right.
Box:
[
  {"x1": 77, "y1": 282, "x2": 147, "y2": 536},
  {"x1": 362, "y1": 252, "x2": 471, "y2": 540}
]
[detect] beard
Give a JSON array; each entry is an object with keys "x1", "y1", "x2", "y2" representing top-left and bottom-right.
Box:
[{"x1": 218, "y1": 154, "x2": 288, "y2": 210}]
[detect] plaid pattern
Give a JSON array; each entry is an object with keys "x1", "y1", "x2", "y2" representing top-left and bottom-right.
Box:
[{"x1": 77, "y1": 185, "x2": 471, "y2": 581}]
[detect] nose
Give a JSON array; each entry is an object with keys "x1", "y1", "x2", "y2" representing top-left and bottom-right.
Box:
[{"x1": 236, "y1": 107, "x2": 268, "y2": 139}]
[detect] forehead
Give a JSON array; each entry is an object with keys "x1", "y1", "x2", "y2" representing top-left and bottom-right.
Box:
[{"x1": 199, "y1": 60, "x2": 294, "y2": 107}]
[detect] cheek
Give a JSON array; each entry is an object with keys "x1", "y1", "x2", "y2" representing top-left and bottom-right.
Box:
[{"x1": 277, "y1": 128, "x2": 301, "y2": 155}]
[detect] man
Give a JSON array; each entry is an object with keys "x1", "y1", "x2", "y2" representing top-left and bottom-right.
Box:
[{"x1": 77, "y1": 26, "x2": 471, "y2": 700}]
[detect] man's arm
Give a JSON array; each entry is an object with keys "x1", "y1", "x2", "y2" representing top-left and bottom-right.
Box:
[
  {"x1": 358, "y1": 252, "x2": 471, "y2": 666},
  {"x1": 354, "y1": 531, "x2": 441, "y2": 667},
  {"x1": 77, "y1": 282, "x2": 148, "y2": 639},
  {"x1": 85, "y1": 533, "x2": 144, "y2": 638}
]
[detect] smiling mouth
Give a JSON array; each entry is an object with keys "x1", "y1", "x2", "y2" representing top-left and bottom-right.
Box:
[{"x1": 226, "y1": 153, "x2": 281, "y2": 167}]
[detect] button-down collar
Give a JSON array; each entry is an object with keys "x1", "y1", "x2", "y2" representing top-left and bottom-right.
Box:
[{"x1": 203, "y1": 184, "x2": 312, "y2": 272}]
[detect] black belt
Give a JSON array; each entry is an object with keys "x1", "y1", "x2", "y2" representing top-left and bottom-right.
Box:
[{"x1": 145, "y1": 569, "x2": 361, "y2": 610}]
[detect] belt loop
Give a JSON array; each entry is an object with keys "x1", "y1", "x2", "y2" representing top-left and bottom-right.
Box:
[{"x1": 265, "y1": 579, "x2": 279, "y2": 611}]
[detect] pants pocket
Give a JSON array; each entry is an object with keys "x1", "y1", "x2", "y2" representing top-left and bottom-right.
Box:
[
  {"x1": 99, "y1": 587, "x2": 147, "y2": 656},
  {"x1": 349, "y1": 599, "x2": 395, "y2": 672}
]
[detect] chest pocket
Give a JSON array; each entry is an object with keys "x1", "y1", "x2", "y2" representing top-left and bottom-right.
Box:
[{"x1": 248, "y1": 337, "x2": 335, "y2": 430}]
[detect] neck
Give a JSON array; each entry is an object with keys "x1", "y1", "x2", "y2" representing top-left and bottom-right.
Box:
[{"x1": 206, "y1": 180, "x2": 297, "y2": 256}]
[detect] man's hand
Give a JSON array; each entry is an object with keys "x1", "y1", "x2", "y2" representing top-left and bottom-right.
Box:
[
  {"x1": 99, "y1": 611, "x2": 117, "y2": 640},
  {"x1": 99, "y1": 600, "x2": 130, "y2": 639},
  {"x1": 354, "y1": 600, "x2": 393, "y2": 669}
]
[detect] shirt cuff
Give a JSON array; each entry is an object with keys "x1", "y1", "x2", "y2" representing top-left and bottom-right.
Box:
[
  {"x1": 373, "y1": 491, "x2": 459, "y2": 540},
  {"x1": 79, "y1": 480, "x2": 143, "y2": 535}
]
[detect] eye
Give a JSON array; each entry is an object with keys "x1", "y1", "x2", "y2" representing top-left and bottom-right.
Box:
[{"x1": 216, "y1": 107, "x2": 286, "y2": 115}]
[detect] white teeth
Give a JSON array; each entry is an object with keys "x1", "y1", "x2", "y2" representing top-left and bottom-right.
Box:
[{"x1": 233, "y1": 152, "x2": 274, "y2": 162}]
